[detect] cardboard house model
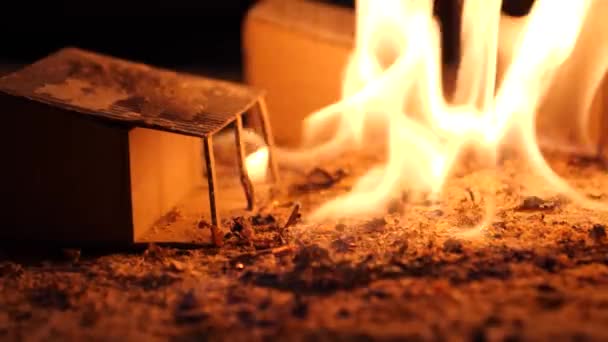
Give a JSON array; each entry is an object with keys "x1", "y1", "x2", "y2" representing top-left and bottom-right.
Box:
[{"x1": 0, "y1": 48, "x2": 278, "y2": 244}]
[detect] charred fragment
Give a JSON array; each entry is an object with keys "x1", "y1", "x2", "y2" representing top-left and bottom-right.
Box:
[
  {"x1": 516, "y1": 196, "x2": 558, "y2": 211},
  {"x1": 229, "y1": 217, "x2": 255, "y2": 245},
  {"x1": 289, "y1": 167, "x2": 348, "y2": 194}
]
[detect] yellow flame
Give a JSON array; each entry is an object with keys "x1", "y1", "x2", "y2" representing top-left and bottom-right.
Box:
[
  {"x1": 299, "y1": 0, "x2": 607, "y2": 221},
  {"x1": 247, "y1": 0, "x2": 608, "y2": 224}
]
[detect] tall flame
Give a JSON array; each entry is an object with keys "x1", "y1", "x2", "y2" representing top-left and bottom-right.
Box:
[{"x1": 247, "y1": 0, "x2": 608, "y2": 223}]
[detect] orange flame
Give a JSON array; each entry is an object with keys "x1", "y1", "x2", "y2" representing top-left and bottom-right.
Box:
[{"x1": 247, "y1": 0, "x2": 608, "y2": 224}]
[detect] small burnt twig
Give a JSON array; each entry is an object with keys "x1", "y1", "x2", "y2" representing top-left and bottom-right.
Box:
[
  {"x1": 516, "y1": 196, "x2": 557, "y2": 211},
  {"x1": 466, "y1": 188, "x2": 475, "y2": 202},
  {"x1": 255, "y1": 245, "x2": 295, "y2": 257},
  {"x1": 283, "y1": 202, "x2": 302, "y2": 230}
]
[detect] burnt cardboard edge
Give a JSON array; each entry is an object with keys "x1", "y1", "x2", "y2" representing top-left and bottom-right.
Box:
[
  {"x1": 0, "y1": 47, "x2": 266, "y2": 138},
  {"x1": 0, "y1": 88, "x2": 241, "y2": 139}
]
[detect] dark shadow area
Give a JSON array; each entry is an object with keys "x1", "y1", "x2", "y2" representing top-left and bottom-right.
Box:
[
  {"x1": 0, "y1": 1, "x2": 255, "y2": 74},
  {"x1": 0, "y1": 0, "x2": 535, "y2": 74}
]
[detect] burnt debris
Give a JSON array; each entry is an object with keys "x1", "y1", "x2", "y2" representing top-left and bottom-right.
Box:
[
  {"x1": 516, "y1": 196, "x2": 558, "y2": 211},
  {"x1": 590, "y1": 224, "x2": 607, "y2": 242},
  {"x1": 290, "y1": 167, "x2": 348, "y2": 194}
]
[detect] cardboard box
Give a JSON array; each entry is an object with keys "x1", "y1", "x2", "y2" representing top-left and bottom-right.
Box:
[{"x1": 0, "y1": 48, "x2": 270, "y2": 244}]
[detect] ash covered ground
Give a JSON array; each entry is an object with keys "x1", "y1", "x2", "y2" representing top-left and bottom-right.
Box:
[{"x1": 2, "y1": 152, "x2": 608, "y2": 341}]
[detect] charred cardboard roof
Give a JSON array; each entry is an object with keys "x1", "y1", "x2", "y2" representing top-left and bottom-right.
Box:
[{"x1": 0, "y1": 48, "x2": 263, "y2": 137}]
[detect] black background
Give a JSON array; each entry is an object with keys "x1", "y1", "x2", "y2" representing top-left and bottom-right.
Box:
[
  {"x1": 0, "y1": 0, "x2": 533, "y2": 72},
  {"x1": 0, "y1": 1, "x2": 256, "y2": 70}
]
